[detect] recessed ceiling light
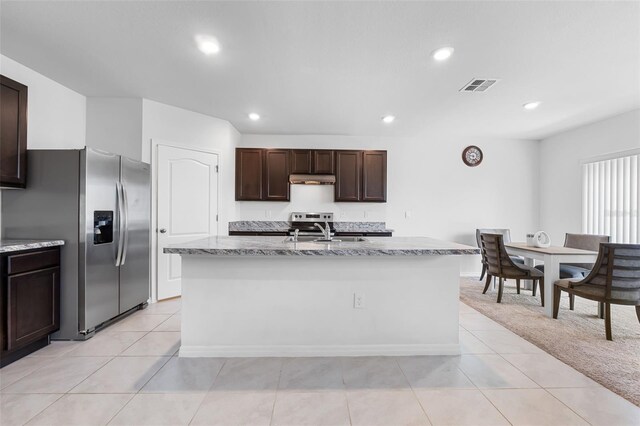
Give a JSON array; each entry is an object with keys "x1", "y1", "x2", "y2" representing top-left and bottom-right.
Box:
[
  {"x1": 432, "y1": 47, "x2": 454, "y2": 61},
  {"x1": 523, "y1": 101, "x2": 541, "y2": 110},
  {"x1": 248, "y1": 113, "x2": 261, "y2": 121},
  {"x1": 382, "y1": 115, "x2": 395, "y2": 124},
  {"x1": 195, "y1": 35, "x2": 220, "y2": 55}
]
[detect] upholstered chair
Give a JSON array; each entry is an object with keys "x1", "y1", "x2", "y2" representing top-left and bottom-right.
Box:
[
  {"x1": 553, "y1": 243, "x2": 640, "y2": 340},
  {"x1": 480, "y1": 233, "x2": 545, "y2": 305},
  {"x1": 536, "y1": 233, "x2": 610, "y2": 310},
  {"x1": 476, "y1": 228, "x2": 524, "y2": 281}
]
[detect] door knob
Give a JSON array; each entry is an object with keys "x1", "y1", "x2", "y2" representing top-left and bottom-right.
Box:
[{"x1": 159, "y1": 228, "x2": 167, "y2": 234}]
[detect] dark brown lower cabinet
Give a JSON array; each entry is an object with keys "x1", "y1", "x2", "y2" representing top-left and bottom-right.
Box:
[{"x1": 1, "y1": 247, "x2": 61, "y2": 367}]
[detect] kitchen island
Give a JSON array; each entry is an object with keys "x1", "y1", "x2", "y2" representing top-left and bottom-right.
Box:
[{"x1": 165, "y1": 236, "x2": 478, "y2": 357}]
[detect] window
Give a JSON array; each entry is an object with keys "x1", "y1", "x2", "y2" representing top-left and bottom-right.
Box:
[{"x1": 582, "y1": 150, "x2": 639, "y2": 243}]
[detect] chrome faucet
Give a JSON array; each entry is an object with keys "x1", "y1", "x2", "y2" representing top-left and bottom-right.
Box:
[
  {"x1": 314, "y1": 221, "x2": 332, "y2": 240},
  {"x1": 293, "y1": 228, "x2": 300, "y2": 242}
]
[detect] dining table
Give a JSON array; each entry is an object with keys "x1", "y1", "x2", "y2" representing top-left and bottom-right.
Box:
[{"x1": 505, "y1": 242, "x2": 599, "y2": 317}]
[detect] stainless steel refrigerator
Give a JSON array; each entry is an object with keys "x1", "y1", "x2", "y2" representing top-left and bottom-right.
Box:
[{"x1": 2, "y1": 148, "x2": 150, "y2": 340}]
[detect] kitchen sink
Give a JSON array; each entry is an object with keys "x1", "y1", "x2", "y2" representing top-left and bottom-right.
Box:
[{"x1": 283, "y1": 236, "x2": 368, "y2": 243}]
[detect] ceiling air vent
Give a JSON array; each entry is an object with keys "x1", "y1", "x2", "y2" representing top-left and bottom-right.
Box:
[{"x1": 460, "y1": 78, "x2": 499, "y2": 92}]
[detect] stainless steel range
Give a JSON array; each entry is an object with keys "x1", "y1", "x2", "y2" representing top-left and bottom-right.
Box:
[{"x1": 288, "y1": 212, "x2": 335, "y2": 238}]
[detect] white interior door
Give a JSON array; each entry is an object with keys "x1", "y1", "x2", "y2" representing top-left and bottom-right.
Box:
[{"x1": 157, "y1": 145, "x2": 218, "y2": 300}]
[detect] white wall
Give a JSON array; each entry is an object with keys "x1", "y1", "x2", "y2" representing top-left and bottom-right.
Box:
[
  {"x1": 239, "y1": 134, "x2": 540, "y2": 274},
  {"x1": 86, "y1": 98, "x2": 143, "y2": 160},
  {"x1": 539, "y1": 109, "x2": 640, "y2": 244},
  {"x1": 0, "y1": 55, "x2": 86, "y2": 149}
]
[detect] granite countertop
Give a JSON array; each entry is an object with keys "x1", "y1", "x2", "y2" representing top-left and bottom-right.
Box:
[
  {"x1": 229, "y1": 221, "x2": 394, "y2": 234},
  {"x1": 164, "y1": 236, "x2": 478, "y2": 257},
  {"x1": 0, "y1": 239, "x2": 65, "y2": 254}
]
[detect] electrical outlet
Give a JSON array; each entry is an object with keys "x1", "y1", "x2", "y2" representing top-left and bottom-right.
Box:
[
  {"x1": 354, "y1": 293, "x2": 365, "y2": 309},
  {"x1": 405, "y1": 210, "x2": 412, "y2": 219},
  {"x1": 265, "y1": 210, "x2": 272, "y2": 218}
]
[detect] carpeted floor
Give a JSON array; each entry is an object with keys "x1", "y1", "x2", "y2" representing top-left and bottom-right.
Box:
[{"x1": 459, "y1": 276, "x2": 640, "y2": 407}]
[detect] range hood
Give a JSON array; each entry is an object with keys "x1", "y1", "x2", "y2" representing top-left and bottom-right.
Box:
[{"x1": 289, "y1": 174, "x2": 336, "y2": 185}]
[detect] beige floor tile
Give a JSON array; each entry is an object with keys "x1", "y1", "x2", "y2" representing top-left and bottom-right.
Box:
[
  {"x1": 415, "y1": 389, "x2": 510, "y2": 426},
  {"x1": 2, "y1": 357, "x2": 111, "y2": 394},
  {"x1": 139, "y1": 299, "x2": 181, "y2": 315},
  {"x1": 26, "y1": 394, "x2": 133, "y2": 426},
  {"x1": 211, "y1": 357, "x2": 283, "y2": 391},
  {"x1": 108, "y1": 314, "x2": 171, "y2": 332},
  {"x1": 397, "y1": 356, "x2": 475, "y2": 389},
  {"x1": 272, "y1": 391, "x2": 350, "y2": 426},
  {"x1": 342, "y1": 356, "x2": 410, "y2": 390},
  {"x1": 459, "y1": 302, "x2": 478, "y2": 314},
  {"x1": 471, "y1": 330, "x2": 545, "y2": 354},
  {"x1": 278, "y1": 357, "x2": 344, "y2": 391},
  {"x1": 459, "y1": 330, "x2": 495, "y2": 354},
  {"x1": 67, "y1": 331, "x2": 146, "y2": 357},
  {"x1": 108, "y1": 393, "x2": 204, "y2": 425},
  {"x1": 458, "y1": 354, "x2": 539, "y2": 389},
  {"x1": 141, "y1": 357, "x2": 224, "y2": 393},
  {"x1": 548, "y1": 387, "x2": 640, "y2": 426},
  {"x1": 347, "y1": 389, "x2": 431, "y2": 426},
  {"x1": 70, "y1": 356, "x2": 169, "y2": 393},
  {"x1": 190, "y1": 391, "x2": 276, "y2": 426},
  {"x1": 0, "y1": 394, "x2": 61, "y2": 426},
  {"x1": 119, "y1": 331, "x2": 180, "y2": 356},
  {"x1": 502, "y1": 353, "x2": 601, "y2": 388},
  {"x1": 154, "y1": 314, "x2": 181, "y2": 331},
  {"x1": 459, "y1": 313, "x2": 507, "y2": 331},
  {"x1": 482, "y1": 389, "x2": 589, "y2": 425},
  {"x1": 26, "y1": 341, "x2": 82, "y2": 358},
  {"x1": 0, "y1": 357, "x2": 52, "y2": 390}
]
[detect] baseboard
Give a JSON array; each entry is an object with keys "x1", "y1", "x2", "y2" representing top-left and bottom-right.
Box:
[
  {"x1": 460, "y1": 272, "x2": 481, "y2": 278},
  {"x1": 179, "y1": 343, "x2": 461, "y2": 358}
]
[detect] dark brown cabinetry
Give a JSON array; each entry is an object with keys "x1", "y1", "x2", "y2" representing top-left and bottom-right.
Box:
[
  {"x1": 335, "y1": 151, "x2": 362, "y2": 201},
  {"x1": 362, "y1": 151, "x2": 387, "y2": 202},
  {"x1": 0, "y1": 75, "x2": 28, "y2": 189},
  {"x1": 235, "y1": 148, "x2": 263, "y2": 200},
  {"x1": 263, "y1": 149, "x2": 290, "y2": 201},
  {"x1": 1, "y1": 247, "x2": 61, "y2": 367},
  {"x1": 235, "y1": 148, "x2": 386, "y2": 202}
]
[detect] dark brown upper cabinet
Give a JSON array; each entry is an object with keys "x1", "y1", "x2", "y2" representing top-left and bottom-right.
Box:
[
  {"x1": 263, "y1": 149, "x2": 290, "y2": 201},
  {"x1": 290, "y1": 150, "x2": 312, "y2": 174},
  {"x1": 1, "y1": 75, "x2": 28, "y2": 189},
  {"x1": 335, "y1": 150, "x2": 362, "y2": 202},
  {"x1": 235, "y1": 148, "x2": 264, "y2": 200},
  {"x1": 312, "y1": 150, "x2": 334, "y2": 174},
  {"x1": 362, "y1": 150, "x2": 387, "y2": 202}
]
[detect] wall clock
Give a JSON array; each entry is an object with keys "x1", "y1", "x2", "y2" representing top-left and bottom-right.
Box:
[{"x1": 462, "y1": 145, "x2": 483, "y2": 167}]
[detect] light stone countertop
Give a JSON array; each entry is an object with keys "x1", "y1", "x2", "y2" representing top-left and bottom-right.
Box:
[
  {"x1": 228, "y1": 221, "x2": 394, "y2": 234},
  {"x1": 164, "y1": 236, "x2": 478, "y2": 256},
  {"x1": 0, "y1": 239, "x2": 65, "y2": 254}
]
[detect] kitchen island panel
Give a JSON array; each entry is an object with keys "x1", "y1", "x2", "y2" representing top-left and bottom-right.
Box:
[{"x1": 179, "y1": 254, "x2": 460, "y2": 357}]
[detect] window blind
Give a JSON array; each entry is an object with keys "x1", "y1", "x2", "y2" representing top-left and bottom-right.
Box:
[{"x1": 582, "y1": 152, "x2": 639, "y2": 243}]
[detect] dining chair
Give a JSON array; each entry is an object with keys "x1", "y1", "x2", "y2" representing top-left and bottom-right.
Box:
[
  {"x1": 553, "y1": 243, "x2": 640, "y2": 340},
  {"x1": 480, "y1": 233, "x2": 545, "y2": 305},
  {"x1": 476, "y1": 228, "x2": 524, "y2": 281},
  {"x1": 536, "y1": 233, "x2": 610, "y2": 310}
]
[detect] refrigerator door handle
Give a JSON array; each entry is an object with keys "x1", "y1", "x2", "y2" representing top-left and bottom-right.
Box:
[
  {"x1": 120, "y1": 184, "x2": 130, "y2": 266},
  {"x1": 115, "y1": 182, "x2": 125, "y2": 266}
]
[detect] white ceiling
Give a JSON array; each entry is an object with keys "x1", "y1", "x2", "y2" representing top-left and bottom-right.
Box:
[{"x1": 1, "y1": 1, "x2": 639, "y2": 140}]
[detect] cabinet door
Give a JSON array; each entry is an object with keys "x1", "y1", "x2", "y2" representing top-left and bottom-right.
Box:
[
  {"x1": 312, "y1": 150, "x2": 334, "y2": 174},
  {"x1": 335, "y1": 150, "x2": 362, "y2": 201},
  {"x1": 235, "y1": 149, "x2": 263, "y2": 200},
  {"x1": 290, "y1": 150, "x2": 311, "y2": 174},
  {"x1": 263, "y1": 149, "x2": 290, "y2": 201},
  {"x1": 362, "y1": 151, "x2": 387, "y2": 202},
  {"x1": 7, "y1": 267, "x2": 60, "y2": 350},
  {"x1": 0, "y1": 75, "x2": 28, "y2": 189}
]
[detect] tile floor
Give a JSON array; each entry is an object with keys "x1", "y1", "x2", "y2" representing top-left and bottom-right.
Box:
[{"x1": 1, "y1": 297, "x2": 639, "y2": 426}]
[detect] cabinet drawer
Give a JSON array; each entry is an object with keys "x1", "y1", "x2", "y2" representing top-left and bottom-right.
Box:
[{"x1": 7, "y1": 249, "x2": 60, "y2": 275}]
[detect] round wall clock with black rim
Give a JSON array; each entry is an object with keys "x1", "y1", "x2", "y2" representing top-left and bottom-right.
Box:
[{"x1": 462, "y1": 145, "x2": 483, "y2": 167}]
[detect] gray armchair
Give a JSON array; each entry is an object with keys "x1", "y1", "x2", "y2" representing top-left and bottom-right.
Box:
[
  {"x1": 476, "y1": 228, "x2": 524, "y2": 281},
  {"x1": 536, "y1": 233, "x2": 609, "y2": 309},
  {"x1": 553, "y1": 243, "x2": 640, "y2": 340}
]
